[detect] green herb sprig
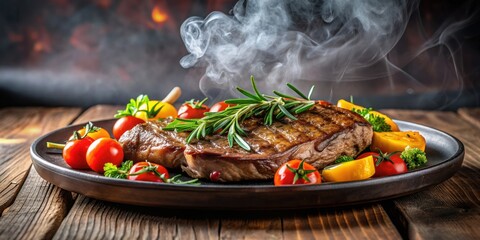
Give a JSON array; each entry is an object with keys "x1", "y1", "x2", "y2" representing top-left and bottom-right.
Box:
[
  {"x1": 114, "y1": 94, "x2": 163, "y2": 119},
  {"x1": 163, "y1": 76, "x2": 316, "y2": 151}
]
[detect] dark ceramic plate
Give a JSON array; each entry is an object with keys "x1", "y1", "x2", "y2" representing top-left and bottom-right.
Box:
[{"x1": 30, "y1": 119, "x2": 464, "y2": 210}]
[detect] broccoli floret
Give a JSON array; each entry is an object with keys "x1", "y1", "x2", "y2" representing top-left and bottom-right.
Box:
[
  {"x1": 352, "y1": 108, "x2": 392, "y2": 132},
  {"x1": 334, "y1": 155, "x2": 355, "y2": 164},
  {"x1": 400, "y1": 146, "x2": 427, "y2": 169}
]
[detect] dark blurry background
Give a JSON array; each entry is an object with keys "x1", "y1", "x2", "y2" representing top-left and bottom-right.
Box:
[{"x1": 0, "y1": 0, "x2": 479, "y2": 109}]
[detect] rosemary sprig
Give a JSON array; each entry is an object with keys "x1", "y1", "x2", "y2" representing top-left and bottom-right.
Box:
[{"x1": 163, "y1": 76, "x2": 316, "y2": 151}]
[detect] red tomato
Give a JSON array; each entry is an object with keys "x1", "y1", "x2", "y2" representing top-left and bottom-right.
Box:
[
  {"x1": 113, "y1": 116, "x2": 145, "y2": 139},
  {"x1": 177, "y1": 98, "x2": 210, "y2": 119},
  {"x1": 274, "y1": 159, "x2": 321, "y2": 186},
  {"x1": 86, "y1": 138, "x2": 124, "y2": 173},
  {"x1": 209, "y1": 101, "x2": 231, "y2": 113},
  {"x1": 127, "y1": 161, "x2": 169, "y2": 182},
  {"x1": 357, "y1": 151, "x2": 407, "y2": 177},
  {"x1": 62, "y1": 137, "x2": 94, "y2": 169}
]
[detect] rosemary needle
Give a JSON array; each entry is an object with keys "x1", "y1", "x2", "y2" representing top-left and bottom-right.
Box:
[{"x1": 163, "y1": 76, "x2": 315, "y2": 151}]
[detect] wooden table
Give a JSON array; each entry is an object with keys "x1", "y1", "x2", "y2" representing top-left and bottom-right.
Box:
[{"x1": 0, "y1": 105, "x2": 479, "y2": 239}]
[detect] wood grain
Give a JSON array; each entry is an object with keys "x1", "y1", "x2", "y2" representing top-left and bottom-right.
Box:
[
  {"x1": 282, "y1": 205, "x2": 400, "y2": 240},
  {"x1": 381, "y1": 109, "x2": 480, "y2": 239},
  {"x1": 50, "y1": 105, "x2": 401, "y2": 239},
  {"x1": 0, "y1": 107, "x2": 80, "y2": 239},
  {"x1": 54, "y1": 195, "x2": 220, "y2": 240},
  {"x1": 458, "y1": 107, "x2": 480, "y2": 129}
]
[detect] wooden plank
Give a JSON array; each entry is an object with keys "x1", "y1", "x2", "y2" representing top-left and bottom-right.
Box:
[
  {"x1": 381, "y1": 109, "x2": 480, "y2": 239},
  {"x1": 57, "y1": 197, "x2": 400, "y2": 240},
  {"x1": 282, "y1": 205, "x2": 400, "y2": 240},
  {"x1": 54, "y1": 195, "x2": 220, "y2": 240},
  {"x1": 458, "y1": 108, "x2": 480, "y2": 129},
  {"x1": 50, "y1": 106, "x2": 401, "y2": 239},
  {"x1": 0, "y1": 107, "x2": 81, "y2": 239},
  {"x1": 0, "y1": 105, "x2": 120, "y2": 239}
]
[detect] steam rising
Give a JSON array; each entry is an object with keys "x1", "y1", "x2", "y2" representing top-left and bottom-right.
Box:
[
  {"x1": 180, "y1": 0, "x2": 478, "y2": 108},
  {"x1": 180, "y1": 0, "x2": 412, "y2": 98}
]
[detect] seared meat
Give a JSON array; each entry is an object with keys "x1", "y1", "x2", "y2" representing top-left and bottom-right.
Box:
[
  {"x1": 183, "y1": 104, "x2": 372, "y2": 181},
  {"x1": 119, "y1": 119, "x2": 187, "y2": 169},
  {"x1": 119, "y1": 104, "x2": 373, "y2": 182}
]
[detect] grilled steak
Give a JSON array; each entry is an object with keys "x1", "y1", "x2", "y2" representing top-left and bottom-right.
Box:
[
  {"x1": 185, "y1": 104, "x2": 372, "y2": 181},
  {"x1": 119, "y1": 119, "x2": 187, "y2": 169},
  {"x1": 120, "y1": 104, "x2": 373, "y2": 182}
]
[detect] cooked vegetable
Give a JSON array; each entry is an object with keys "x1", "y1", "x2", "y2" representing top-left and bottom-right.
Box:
[
  {"x1": 371, "y1": 131, "x2": 426, "y2": 154},
  {"x1": 69, "y1": 122, "x2": 111, "y2": 140},
  {"x1": 274, "y1": 159, "x2": 321, "y2": 186},
  {"x1": 337, "y1": 99, "x2": 399, "y2": 131},
  {"x1": 63, "y1": 134, "x2": 94, "y2": 169},
  {"x1": 400, "y1": 146, "x2": 427, "y2": 169},
  {"x1": 104, "y1": 160, "x2": 134, "y2": 179},
  {"x1": 209, "y1": 101, "x2": 232, "y2": 113},
  {"x1": 128, "y1": 161, "x2": 170, "y2": 182},
  {"x1": 104, "y1": 160, "x2": 200, "y2": 184},
  {"x1": 115, "y1": 95, "x2": 177, "y2": 121},
  {"x1": 86, "y1": 138, "x2": 124, "y2": 173},
  {"x1": 137, "y1": 100, "x2": 177, "y2": 120},
  {"x1": 47, "y1": 122, "x2": 107, "y2": 150},
  {"x1": 322, "y1": 155, "x2": 375, "y2": 182},
  {"x1": 357, "y1": 151, "x2": 407, "y2": 177},
  {"x1": 164, "y1": 76, "x2": 315, "y2": 151},
  {"x1": 352, "y1": 108, "x2": 392, "y2": 132},
  {"x1": 334, "y1": 155, "x2": 355, "y2": 164},
  {"x1": 113, "y1": 116, "x2": 145, "y2": 139},
  {"x1": 177, "y1": 98, "x2": 210, "y2": 119}
]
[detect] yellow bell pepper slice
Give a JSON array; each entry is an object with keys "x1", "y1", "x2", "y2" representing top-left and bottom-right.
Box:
[
  {"x1": 322, "y1": 156, "x2": 375, "y2": 182},
  {"x1": 371, "y1": 131, "x2": 426, "y2": 153},
  {"x1": 337, "y1": 99, "x2": 399, "y2": 131}
]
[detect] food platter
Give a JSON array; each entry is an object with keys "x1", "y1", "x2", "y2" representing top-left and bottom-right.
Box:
[{"x1": 30, "y1": 119, "x2": 464, "y2": 210}]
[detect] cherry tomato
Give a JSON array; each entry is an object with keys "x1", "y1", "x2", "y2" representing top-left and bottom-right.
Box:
[
  {"x1": 357, "y1": 151, "x2": 407, "y2": 177},
  {"x1": 69, "y1": 125, "x2": 110, "y2": 141},
  {"x1": 86, "y1": 138, "x2": 124, "y2": 173},
  {"x1": 113, "y1": 116, "x2": 145, "y2": 139},
  {"x1": 274, "y1": 159, "x2": 321, "y2": 186},
  {"x1": 127, "y1": 161, "x2": 169, "y2": 182},
  {"x1": 209, "y1": 101, "x2": 231, "y2": 113},
  {"x1": 62, "y1": 137, "x2": 94, "y2": 169},
  {"x1": 177, "y1": 98, "x2": 210, "y2": 119},
  {"x1": 135, "y1": 100, "x2": 178, "y2": 121}
]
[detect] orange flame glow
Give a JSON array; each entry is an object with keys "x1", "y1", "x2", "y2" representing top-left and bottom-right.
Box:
[{"x1": 152, "y1": 6, "x2": 168, "y2": 24}]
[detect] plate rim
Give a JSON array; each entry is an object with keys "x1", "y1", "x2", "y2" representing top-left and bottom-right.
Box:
[{"x1": 30, "y1": 119, "x2": 465, "y2": 208}]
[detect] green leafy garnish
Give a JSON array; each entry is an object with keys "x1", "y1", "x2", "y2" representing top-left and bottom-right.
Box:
[
  {"x1": 400, "y1": 146, "x2": 427, "y2": 169},
  {"x1": 163, "y1": 76, "x2": 316, "y2": 151},
  {"x1": 352, "y1": 108, "x2": 391, "y2": 132},
  {"x1": 104, "y1": 160, "x2": 134, "y2": 179},
  {"x1": 334, "y1": 155, "x2": 355, "y2": 164},
  {"x1": 114, "y1": 94, "x2": 163, "y2": 119},
  {"x1": 103, "y1": 160, "x2": 200, "y2": 185}
]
